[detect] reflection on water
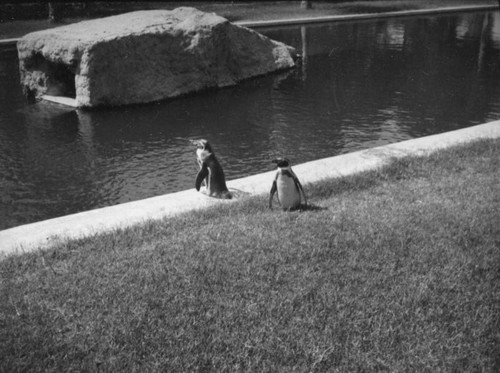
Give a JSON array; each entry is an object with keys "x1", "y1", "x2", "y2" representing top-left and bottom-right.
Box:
[{"x1": 1, "y1": 11, "x2": 500, "y2": 229}]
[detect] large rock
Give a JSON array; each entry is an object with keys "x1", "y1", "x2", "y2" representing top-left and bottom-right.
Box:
[{"x1": 17, "y1": 7, "x2": 296, "y2": 108}]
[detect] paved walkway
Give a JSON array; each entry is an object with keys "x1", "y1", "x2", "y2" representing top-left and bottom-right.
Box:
[
  {"x1": 0, "y1": 3, "x2": 497, "y2": 46},
  {"x1": 237, "y1": 4, "x2": 498, "y2": 28},
  {"x1": 1, "y1": 121, "x2": 499, "y2": 257}
]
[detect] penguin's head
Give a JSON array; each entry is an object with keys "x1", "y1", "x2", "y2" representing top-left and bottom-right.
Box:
[
  {"x1": 191, "y1": 139, "x2": 212, "y2": 153},
  {"x1": 272, "y1": 157, "x2": 291, "y2": 168}
]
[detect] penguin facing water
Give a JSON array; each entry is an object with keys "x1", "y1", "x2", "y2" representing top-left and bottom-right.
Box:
[
  {"x1": 192, "y1": 139, "x2": 232, "y2": 199},
  {"x1": 269, "y1": 157, "x2": 307, "y2": 210}
]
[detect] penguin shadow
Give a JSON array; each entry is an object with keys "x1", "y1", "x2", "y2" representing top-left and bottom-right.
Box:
[
  {"x1": 274, "y1": 202, "x2": 327, "y2": 213},
  {"x1": 228, "y1": 188, "x2": 252, "y2": 200},
  {"x1": 299, "y1": 203, "x2": 327, "y2": 212}
]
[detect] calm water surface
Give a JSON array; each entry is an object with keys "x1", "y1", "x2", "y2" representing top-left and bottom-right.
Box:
[{"x1": 1, "y1": 11, "x2": 500, "y2": 229}]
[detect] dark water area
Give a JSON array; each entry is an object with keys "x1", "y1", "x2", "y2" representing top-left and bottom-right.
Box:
[{"x1": 1, "y1": 11, "x2": 500, "y2": 230}]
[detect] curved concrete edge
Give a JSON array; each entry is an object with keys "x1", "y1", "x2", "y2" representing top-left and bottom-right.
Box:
[
  {"x1": 0, "y1": 188, "x2": 238, "y2": 257},
  {"x1": 1, "y1": 120, "x2": 499, "y2": 257},
  {"x1": 292, "y1": 121, "x2": 500, "y2": 184},
  {"x1": 1, "y1": 4, "x2": 497, "y2": 47}
]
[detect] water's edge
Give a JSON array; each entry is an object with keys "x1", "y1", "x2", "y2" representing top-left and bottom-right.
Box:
[
  {"x1": 1, "y1": 120, "x2": 499, "y2": 257},
  {"x1": 1, "y1": 4, "x2": 497, "y2": 46}
]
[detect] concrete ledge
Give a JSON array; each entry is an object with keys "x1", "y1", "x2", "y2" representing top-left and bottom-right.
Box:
[
  {"x1": 236, "y1": 5, "x2": 498, "y2": 28},
  {"x1": 1, "y1": 120, "x2": 499, "y2": 257},
  {"x1": 1, "y1": 5, "x2": 497, "y2": 47},
  {"x1": 0, "y1": 38, "x2": 20, "y2": 46},
  {"x1": 42, "y1": 95, "x2": 78, "y2": 107}
]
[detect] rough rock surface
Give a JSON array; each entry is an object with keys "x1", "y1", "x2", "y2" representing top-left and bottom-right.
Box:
[{"x1": 17, "y1": 7, "x2": 297, "y2": 108}]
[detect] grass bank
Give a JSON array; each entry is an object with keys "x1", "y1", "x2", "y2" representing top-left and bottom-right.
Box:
[
  {"x1": 0, "y1": 0, "x2": 497, "y2": 39},
  {"x1": 1, "y1": 138, "x2": 499, "y2": 371}
]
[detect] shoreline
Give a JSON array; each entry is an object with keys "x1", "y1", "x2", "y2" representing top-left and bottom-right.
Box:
[
  {"x1": 2, "y1": 120, "x2": 499, "y2": 256},
  {"x1": 1, "y1": 2, "x2": 499, "y2": 255},
  {"x1": 237, "y1": 4, "x2": 498, "y2": 28},
  {"x1": 0, "y1": 3, "x2": 497, "y2": 46}
]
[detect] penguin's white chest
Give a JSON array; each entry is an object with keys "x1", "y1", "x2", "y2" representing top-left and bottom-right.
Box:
[
  {"x1": 277, "y1": 175, "x2": 300, "y2": 209},
  {"x1": 196, "y1": 148, "x2": 209, "y2": 165}
]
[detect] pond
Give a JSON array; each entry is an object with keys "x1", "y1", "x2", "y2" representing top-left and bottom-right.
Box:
[{"x1": 1, "y1": 10, "x2": 500, "y2": 230}]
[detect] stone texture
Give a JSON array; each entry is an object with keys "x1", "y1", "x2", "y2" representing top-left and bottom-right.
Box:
[{"x1": 17, "y1": 7, "x2": 297, "y2": 108}]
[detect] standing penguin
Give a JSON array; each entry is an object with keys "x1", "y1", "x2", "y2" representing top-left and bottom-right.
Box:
[
  {"x1": 269, "y1": 157, "x2": 307, "y2": 210},
  {"x1": 192, "y1": 139, "x2": 232, "y2": 199}
]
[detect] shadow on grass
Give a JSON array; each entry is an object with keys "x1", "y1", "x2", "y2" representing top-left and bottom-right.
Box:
[
  {"x1": 269, "y1": 203, "x2": 327, "y2": 212},
  {"x1": 300, "y1": 203, "x2": 327, "y2": 212}
]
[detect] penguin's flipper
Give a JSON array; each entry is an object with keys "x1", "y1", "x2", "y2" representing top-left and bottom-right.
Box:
[
  {"x1": 195, "y1": 163, "x2": 209, "y2": 191},
  {"x1": 269, "y1": 180, "x2": 277, "y2": 209},
  {"x1": 292, "y1": 174, "x2": 308, "y2": 207},
  {"x1": 297, "y1": 180, "x2": 308, "y2": 206},
  {"x1": 299, "y1": 183, "x2": 308, "y2": 207}
]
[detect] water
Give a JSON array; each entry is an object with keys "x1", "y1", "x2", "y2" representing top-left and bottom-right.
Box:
[{"x1": 1, "y1": 10, "x2": 500, "y2": 230}]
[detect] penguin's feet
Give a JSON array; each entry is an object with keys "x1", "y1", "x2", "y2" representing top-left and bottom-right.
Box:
[{"x1": 207, "y1": 190, "x2": 233, "y2": 199}]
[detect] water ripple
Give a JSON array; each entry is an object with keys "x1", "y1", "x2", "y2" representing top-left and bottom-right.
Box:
[{"x1": 1, "y1": 10, "x2": 500, "y2": 229}]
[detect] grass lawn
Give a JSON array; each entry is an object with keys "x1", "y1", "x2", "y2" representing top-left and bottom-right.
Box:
[
  {"x1": 1, "y1": 138, "x2": 499, "y2": 372},
  {"x1": 0, "y1": 0, "x2": 497, "y2": 39}
]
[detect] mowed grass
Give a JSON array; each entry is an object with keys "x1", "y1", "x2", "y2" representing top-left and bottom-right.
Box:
[{"x1": 1, "y1": 139, "x2": 499, "y2": 372}]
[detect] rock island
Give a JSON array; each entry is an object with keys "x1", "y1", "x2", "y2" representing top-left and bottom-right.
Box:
[{"x1": 17, "y1": 7, "x2": 297, "y2": 108}]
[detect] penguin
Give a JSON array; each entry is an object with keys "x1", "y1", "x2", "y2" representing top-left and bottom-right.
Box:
[
  {"x1": 269, "y1": 157, "x2": 307, "y2": 210},
  {"x1": 192, "y1": 139, "x2": 232, "y2": 199}
]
